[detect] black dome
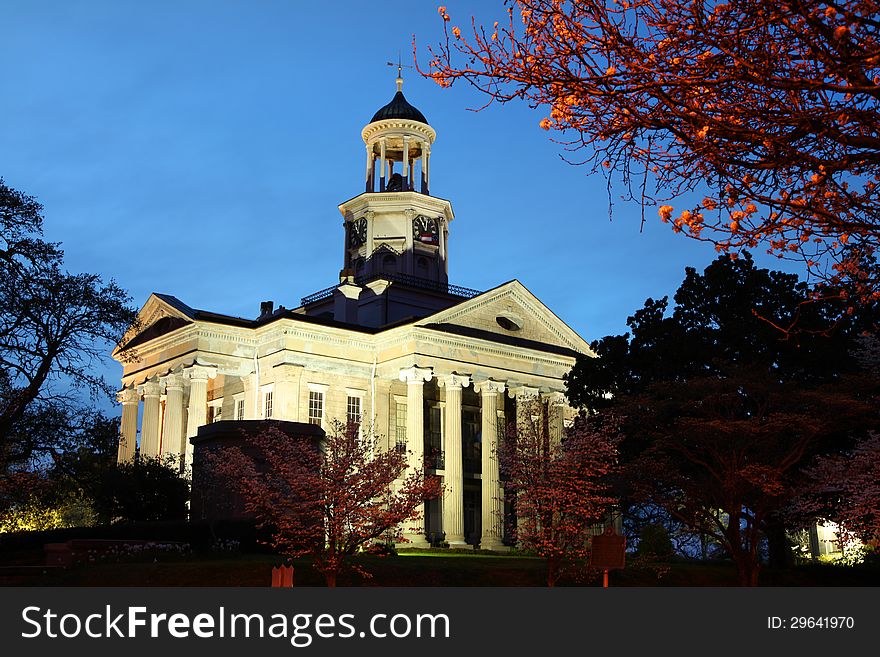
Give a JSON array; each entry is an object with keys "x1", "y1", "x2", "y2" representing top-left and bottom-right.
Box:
[{"x1": 370, "y1": 91, "x2": 429, "y2": 124}]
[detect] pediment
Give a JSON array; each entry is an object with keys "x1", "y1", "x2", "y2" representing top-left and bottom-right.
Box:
[
  {"x1": 114, "y1": 293, "x2": 195, "y2": 357},
  {"x1": 416, "y1": 280, "x2": 593, "y2": 356}
]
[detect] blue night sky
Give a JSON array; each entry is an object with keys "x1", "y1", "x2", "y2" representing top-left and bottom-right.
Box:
[{"x1": 2, "y1": 1, "x2": 801, "y2": 395}]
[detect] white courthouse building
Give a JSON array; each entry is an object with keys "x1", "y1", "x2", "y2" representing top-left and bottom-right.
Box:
[{"x1": 113, "y1": 75, "x2": 594, "y2": 549}]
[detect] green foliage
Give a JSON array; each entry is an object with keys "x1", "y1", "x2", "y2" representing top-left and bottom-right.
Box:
[
  {"x1": 636, "y1": 523, "x2": 674, "y2": 559},
  {"x1": 0, "y1": 497, "x2": 65, "y2": 533},
  {"x1": 0, "y1": 478, "x2": 97, "y2": 534}
]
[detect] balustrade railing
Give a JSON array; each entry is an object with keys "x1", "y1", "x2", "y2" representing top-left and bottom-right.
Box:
[{"x1": 300, "y1": 273, "x2": 481, "y2": 307}]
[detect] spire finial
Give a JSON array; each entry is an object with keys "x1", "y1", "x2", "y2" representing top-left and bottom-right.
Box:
[{"x1": 387, "y1": 53, "x2": 411, "y2": 93}]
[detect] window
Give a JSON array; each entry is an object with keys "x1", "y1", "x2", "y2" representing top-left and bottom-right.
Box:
[
  {"x1": 264, "y1": 390, "x2": 274, "y2": 418},
  {"x1": 428, "y1": 405, "x2": 443, "y2": 469},
  {"x1": 417, "y1": 256, "x2": 428, "y2": 271},
  {"x1": 308, "y1": 391, "x2": 324, "y2": 426},
  {"x1": 259, "y1": 384, "x2": 274, "y2": 419},
  {"x1": 235, "y1": 398, "x2": 245, "y2": 421},
  {"x1": 382, "y1": 254, "x2": 397, "y2": 272},
  {"x1": 463, "y1": 408, "x2": 481, "y2": 474},
  {"x1": 395, "y1": 401, "x2": 407, "y2": 452},
  {"x1": 496, "y1": 314, "x2": 522, "y2": 331},
  {"x1": 347, "y1": 395, "x2": 362, "y2": 428},
  {"x1": 207, "y1": 402, "x2": 222, "y2": 424}
]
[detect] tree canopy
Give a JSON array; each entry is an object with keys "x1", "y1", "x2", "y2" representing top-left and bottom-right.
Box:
[
  {"x1": 206, "y1": 422, "x2": 442, "y2": 587},
  {"x1": 423, "y1": 1, "x2": 880, "y2": 305},
  {"x1": 566, "y1": 253, "x2": 868, "y2": 409},
  {"x1": 565, "y1": 254, "x2": 878, "y2": 584},
  {"x1": 0, "y1": 178, "x2": 136, "y2": 468}
]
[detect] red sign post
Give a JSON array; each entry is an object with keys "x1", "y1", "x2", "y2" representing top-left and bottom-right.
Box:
[
  {"x1": 590, "y1": 527, "x2": 626, "y2": 588},
  {"x1": 271, "y1": 564, "x2": 294, "y2": 588}
]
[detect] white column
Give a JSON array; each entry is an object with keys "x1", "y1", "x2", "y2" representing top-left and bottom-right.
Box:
[
  {"x1": 476, "y1": 380, "x2": 507, "y2": 550},
  {"x1": 138, "y1": 380, "x2": 163, "y2": 458},
  {"x1": 365, "y1": 143, "x2": 374, "y2": 192},
  {"x1": 161, "y1": 373, "x2": 186, "y2": 464},
  {"x1": 544, "y1": 391, "x2": 567, "y2": 447},
  {"x1": 438, "y1": 373, "x2": 470, "y2": 548},
  {"x1": 398, "y1": 365, "x2": 433, "y2": 548},
  {"x1": 117, "y1": 387, "x2": 139, "y2": 463},
  {"x1": 424, "y1": 144, "x2": 431, "y2": 192},
  {"x1": 509, "y1": 385, "x2": 541, "y2": 436},
  {"x1": 379, "y1": 138, "x2": 387, "y2": 191},
  {"x1": 509, "y1": 386, "x2": 541, "y2": 403},
  {"x1": 402, "y1": 136, "x2": 410, "y2": 189},
  {"x1": 439, "y1": 218, "x2": 447, "y2": 278},
  {"x1": 185, "y1": 365, "x2": 215, "y2": 468},
  {"x1": 420, "y1": 141, "x2": 428, "y2": 193},
  {"x1": 508, "y1": 385, "x2": 540, "y2": 550}
]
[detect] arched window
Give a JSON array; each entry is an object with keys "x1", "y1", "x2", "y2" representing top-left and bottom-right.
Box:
[
  {"x1": 382, "y1": 254, "x2": 397, "y2": 272},
  {"x1": 355, "y1": 258, "x2": 365, "y2": 272},
  {"x1": 416, "y1": 256, "x2": 429, "y2": 272}
]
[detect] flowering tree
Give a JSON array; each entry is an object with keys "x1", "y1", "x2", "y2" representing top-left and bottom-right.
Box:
[
  {"x1": 208, "y1": 421, "x2": 442, "y2": 587},
  {"x1": 423, "y1": 1, "x2": 880, "y2": 305},
  {"x1": 794, "y1": 432, "x2": 880, "y2": 545},
  {"x1": 500, "y1": 401, "x2": 618, "y2": 586}
]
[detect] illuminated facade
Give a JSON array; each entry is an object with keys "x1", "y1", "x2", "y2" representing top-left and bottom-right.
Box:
[{"x1": 113, "y1": 75, "x2": 592, "y2": 548}]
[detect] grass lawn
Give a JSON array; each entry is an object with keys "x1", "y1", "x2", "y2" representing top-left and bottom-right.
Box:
[{"x1": 2, "y1": 549, "x2": 878, "y2": 586}]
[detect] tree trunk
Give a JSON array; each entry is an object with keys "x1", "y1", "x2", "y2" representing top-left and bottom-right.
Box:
[
  {"x1": 734, "y1": 555, "x2": 760, "y2": 586},
  {"x1": 325, "y1": 571, "x2": 337, "y2": 588},
  {"x1": 546, "y1": 556, "x2": 557, "y2": 587},
  {"x1": 765, "y1": 518, "x2": 794, "y2": 569}
]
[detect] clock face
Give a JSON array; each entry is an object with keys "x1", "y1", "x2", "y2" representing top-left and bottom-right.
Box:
[
  {"x1": 413, "y1": 215, "x2": 440, "y2": 246},
  {"x1": 349, "y1": 218, "x2": 367, "y2": 248}
]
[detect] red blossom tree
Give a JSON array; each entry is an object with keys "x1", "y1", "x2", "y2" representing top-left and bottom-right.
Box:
[
  {"x1": 422, "y1": 1, "x2": 880, "y2": 306},
  {"x1": 207, "y1": 421, "x2": 442, "y2": 587},
  {"x1": 500, "y1": 401, "x2": 618, "y2": 586}
]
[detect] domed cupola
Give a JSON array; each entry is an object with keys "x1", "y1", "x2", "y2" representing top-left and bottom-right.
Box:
[
  {"x1": 361, "y1": 69, "x2": 436, "y2": 195},
  {"x1": 370, "y1": 89, "x2": 429, "y2": 125},
  {"x1": 334, "y1": 67, "x2": 453, "y2": 306}
]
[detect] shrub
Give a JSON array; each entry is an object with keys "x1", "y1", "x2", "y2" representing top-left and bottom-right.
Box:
[{"x1": 92, "y1": 455, "x2": 189, "y2": 523}]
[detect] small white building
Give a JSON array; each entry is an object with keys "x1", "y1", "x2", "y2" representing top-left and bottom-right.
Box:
[{"x1": 113, "y1": 74, "x2": 594, "y2": 549}]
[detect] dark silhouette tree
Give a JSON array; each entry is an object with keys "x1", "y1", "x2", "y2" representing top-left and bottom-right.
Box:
[
  {"x1": 0, "y1": 178, "x2": 136, "y2": 468},
  {"x1": 619, "y1": 370, "x2": 874, "y2": 585},
  {"x1": 91, "y1": 455, "x2": 190, "y2": 524},
  {"x1": 565, "y1": 254, "x2": 878, "y2": 585}
]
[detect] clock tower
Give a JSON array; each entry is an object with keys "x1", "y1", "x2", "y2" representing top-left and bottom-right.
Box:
[
  {"x1": 297, "y1": 71, "x2": 468, "y2": 327},
  {"x1": 339, "y1": 71, "x2": 454, "y2": 290}
]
